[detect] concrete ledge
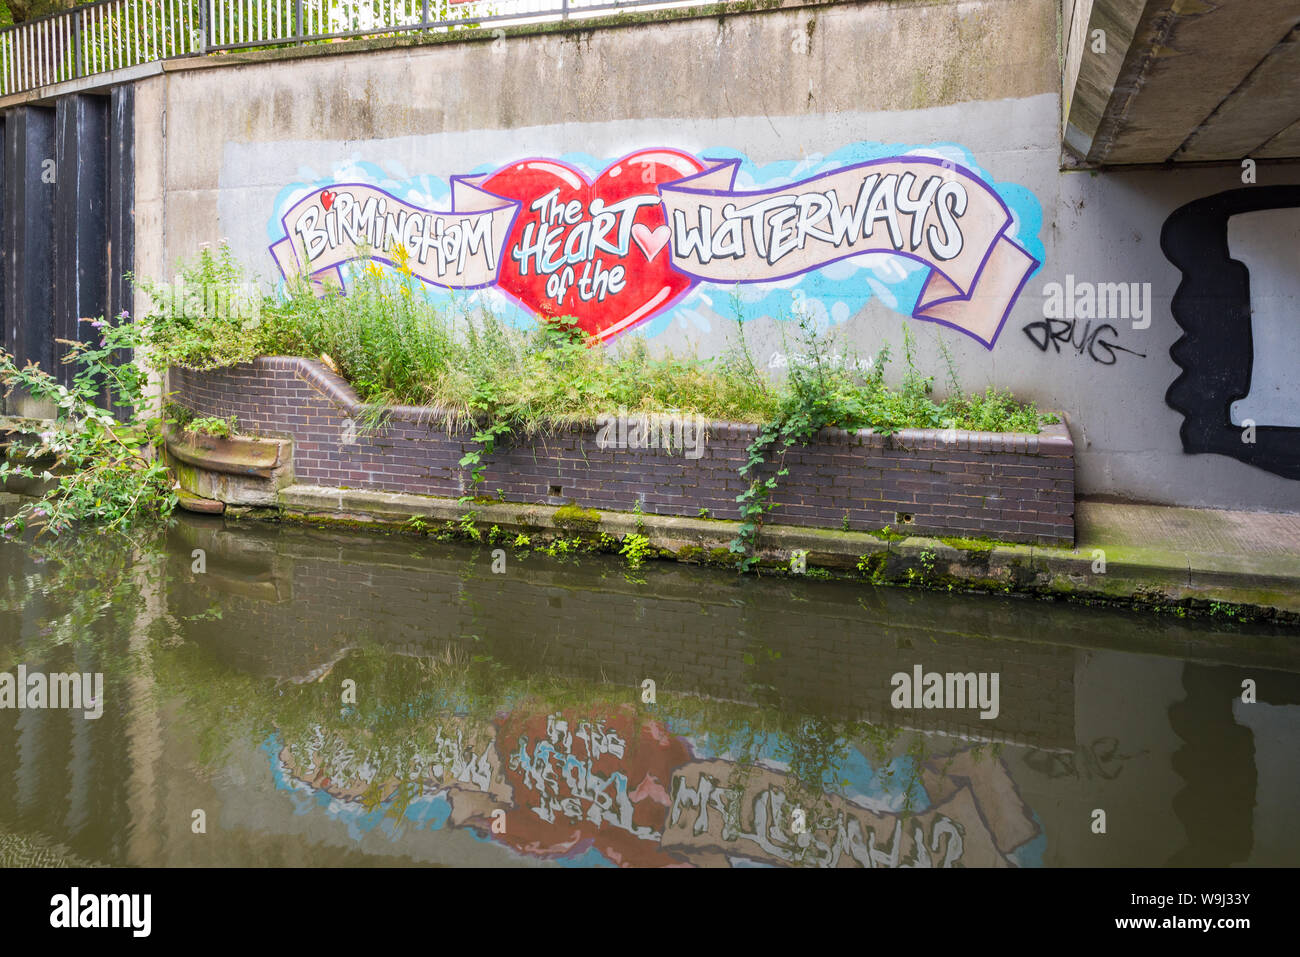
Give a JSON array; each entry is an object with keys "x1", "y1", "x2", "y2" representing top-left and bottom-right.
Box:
[
  {"x1": 164, "y1": 424, "x2": 290, "y2": 478},
  {"x1": 0, "y1": 0, "x2": 820, "y2": 109},
  {"x1": 164, "y1": 425, "x2": 295, "y2": 507},
  {"x1": 274, "y1": 484, "x2": 1300, "y2": 619}
]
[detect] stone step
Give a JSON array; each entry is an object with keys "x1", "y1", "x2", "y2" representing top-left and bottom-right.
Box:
[{"x1": 175, "y1": 488, "x2": 225, "y2": 515}]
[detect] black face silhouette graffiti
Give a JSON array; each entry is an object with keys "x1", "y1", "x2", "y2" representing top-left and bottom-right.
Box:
[{"x1": 1161, "y1": 186, "x2": 1300, "y2": 480}]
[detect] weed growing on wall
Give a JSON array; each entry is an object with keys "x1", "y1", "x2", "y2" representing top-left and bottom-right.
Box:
[
  {"x1": 0, "y1": 315, "x2": 177, "y2": 539},
  {"x1": 165, "y1": 403, "x2": 239, "y2": 440},
  {"x1": 133, "y1": 242, "x2": 265, "y2": 371},
  {"x1": 141, "y1": 242, "x2": 1051, "y2": 438},
  {"x1": 620, "y1": 533, "x2": 654, "y2": 569},
  {"x1": 725, "y1": 318, "x2": 1052, "y2": 568}
]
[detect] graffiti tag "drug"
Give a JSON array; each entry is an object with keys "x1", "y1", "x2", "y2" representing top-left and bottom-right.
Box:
[{"x1": 1021, "y1": 317, "x2": 1147, "y2": 365}]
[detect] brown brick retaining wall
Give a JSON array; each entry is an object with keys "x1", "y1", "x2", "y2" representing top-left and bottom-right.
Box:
[{"x1": 167, "y1": 357, "x2": 1075, "y2": 545}]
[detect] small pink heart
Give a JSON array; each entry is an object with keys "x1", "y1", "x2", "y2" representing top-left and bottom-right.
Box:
[
  {"x1": 320, "y1": 189, "x2": 336, "y2": 212},
  {"x1": 631, "y1": 223, "x2": 671, "y2": 263}
]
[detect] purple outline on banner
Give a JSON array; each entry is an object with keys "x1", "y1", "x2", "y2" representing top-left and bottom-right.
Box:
[
  {"x1": 914, "y1": 221, "x2": 1040, "y2": 350},
  {"x1": 656, "y1": 155, "x2": 1041, "y2": 350},
  {"x1": 267, "y1": 151, "x2": 1040, "y2": 349},
  {"x1": 268, "y1": 180, "x2": 521, "y2": 292}
]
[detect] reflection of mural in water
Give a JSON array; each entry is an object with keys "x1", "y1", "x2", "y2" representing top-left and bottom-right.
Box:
[
  {"x1": 1023, "y1": 737, "x2": 1147, "y2": 781},
  {"x1": 6, "y1": 516, "x2": 1297, "y2": 867},
  {"x1": 265, "y1": 702, "x2": 1043, "y2": 868}
]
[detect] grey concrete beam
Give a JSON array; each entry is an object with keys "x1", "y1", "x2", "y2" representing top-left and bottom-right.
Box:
[
  {"x1": 1174, "y1": 23, "x2": 1300, "y2": 161},
  {"x1": 1094, "y1": 0, "x2": 1300, "y2": 165},
  {"x1": 1257, "y1": 114, "x2": 1300, "y2": 159},
  {"x1": 0, "y1": 61, "x2": 164, "y2": 113},
  {"x1": 1060, "y1": 0, "x2": 1147, "y2": 164}
]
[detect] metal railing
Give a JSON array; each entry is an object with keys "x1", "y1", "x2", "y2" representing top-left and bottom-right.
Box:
[{"x1": 0, "y1": 0, "x2": 714, "y2": 97}]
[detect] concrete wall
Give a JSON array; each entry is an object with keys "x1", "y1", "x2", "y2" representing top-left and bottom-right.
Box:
[{"x1": 131, "y1": 0, "x2": 1300, "y2": 512}]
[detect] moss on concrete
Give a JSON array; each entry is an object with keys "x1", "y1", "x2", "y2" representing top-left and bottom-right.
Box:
[
  {"x1": 553, "y1": 503, "x2": 601, "y2": 533},
  {"x1": 938, "y1": 535, "x2": 996, "y2": 555}
]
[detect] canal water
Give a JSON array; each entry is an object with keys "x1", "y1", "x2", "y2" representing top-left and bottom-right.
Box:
[{"x1": 1, "y1": 503, "x2": 1298, "y2": 868}]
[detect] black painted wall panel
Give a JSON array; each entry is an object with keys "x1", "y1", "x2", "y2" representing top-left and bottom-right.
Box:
[
  {"x1": 2, "y1": 106, "x2": 56, "y2": 381},
  {"x1": 108, "y1": 85, "x2": 134, "y2": 329},
  {"x1": 0, "y1": 114, "x2": 6, "y2": 405},
  {"x1": 54, "y1": 94, "x2": 110, "y2": 389},
  {"x1": 0, "y1": 89, "x2": 132, "y2": 417}
]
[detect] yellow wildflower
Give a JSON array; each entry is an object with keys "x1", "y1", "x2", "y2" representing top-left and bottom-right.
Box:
[{"x1": 391, "y1": 243, "x2": 413, "y2": 277}]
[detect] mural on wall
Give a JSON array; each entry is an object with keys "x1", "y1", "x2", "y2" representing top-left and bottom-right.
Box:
[
  {"x1": 265, "y1": 704, "x2": 1045, "y2": 868},
  {"x1": 267, "y1": 142, "x2": 1044, "y2": 349},
  {"x1": 1161, "y1": 186, "x2": 1300, "y2": 479}
]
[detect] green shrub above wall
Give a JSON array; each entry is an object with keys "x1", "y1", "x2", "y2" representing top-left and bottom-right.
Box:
[{"x1": 137, "y1": 242, "x2": 1057, "y2": 436}]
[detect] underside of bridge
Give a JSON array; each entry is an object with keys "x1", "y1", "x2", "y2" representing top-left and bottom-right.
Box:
[{"x1": 1063, "y1": 0, "x2": 1300, "y2": 166}]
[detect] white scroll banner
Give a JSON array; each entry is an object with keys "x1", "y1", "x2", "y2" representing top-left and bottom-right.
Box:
[
  {"x1": 657, "y1": 157, "x2": 1040, "y2": 348},
  {"x1": 268, "y1": 179, "x2": 520, "y2": 291}
]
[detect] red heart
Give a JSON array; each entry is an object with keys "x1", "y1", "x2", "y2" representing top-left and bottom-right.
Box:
[
  {"x1": 320, "y1": 189, "x2": 336, "y2": 212},
  {"x1": 482, "y1": 150, "x2": 705, "y2": 341}
]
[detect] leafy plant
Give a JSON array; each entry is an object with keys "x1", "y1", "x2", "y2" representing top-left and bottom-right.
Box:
[
  {"x1": 184, "y1": 414, "x2": 238, "y2": 439},
  {"x1": 726, "y1": 315, "x2": 1052, "y2": 569},
  {"x1": 456, "y1": 512, "x2": 481, "y2": 541},
  {"x1": 0, "y1": 314, "x2": 176, "y2": 538},
  {"x1": 141, "y1": 241, "x2": 1053, "y2": 443},
  {"x1": 728, "y1": 307, "x2": 859, "y2": 568},
  {"x1": 620, "y1": 533, "x2": 654, "y2": 569},
  {"x1": 133, "y1": 242, "x2": 263, "y2": 371}
]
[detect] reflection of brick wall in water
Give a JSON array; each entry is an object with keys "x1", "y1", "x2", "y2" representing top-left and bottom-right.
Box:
[
  {"x1": 170, "y1": 531, "x2": 1076, "y2": 750},
  {"x1": 169, "y1": 358, "x2": 1074, "y2": 545}
]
